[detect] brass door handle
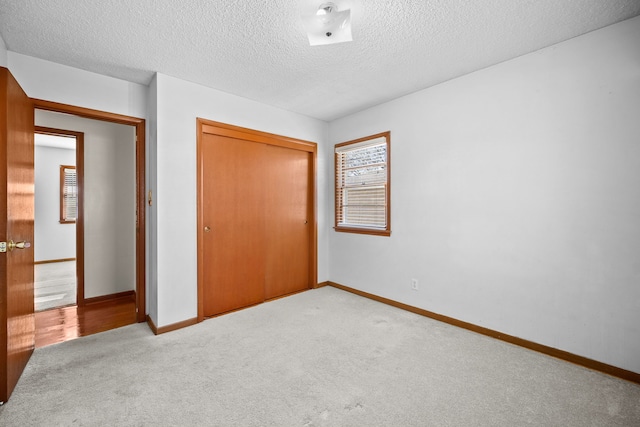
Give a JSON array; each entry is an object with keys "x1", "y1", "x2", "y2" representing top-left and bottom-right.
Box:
[
  {"x1": 204, "y1": 226, "x2": 211, "y2": 232},
  {"x1": 8, "y1": 240, "x2": 31, "y2": 251}
]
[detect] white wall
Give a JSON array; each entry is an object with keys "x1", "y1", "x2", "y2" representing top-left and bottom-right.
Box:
[
  {"x1": 153, "y1": 73, "x2": 328, "y2": 327},
  {"x1": 147, "y1": 74, "x2": 158, "y2": 323},
  {"x1": 0, "y1": 34, "x2": 7, "y2": 67},
  {"x1": 114, "y1": 125, "x2": 137, "y2": 295},
  {"x1": 34, "y1": 145, "x2": 76, "y2": 261},
  {"x1": 328, "y1": 16, "x2": 640, "y2": 373},
  {"x1": 35, "y1": 111, "x2": 137, "y2": 298},
  {"x1": 8, "y1": 52, "x2": 147, "y2": 119}
]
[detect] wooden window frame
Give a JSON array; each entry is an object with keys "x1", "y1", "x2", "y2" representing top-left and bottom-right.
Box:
[
  {"x1": 59, "y1": 164, "x2": 77, "y2": 224},
  {"x1": 334, "y1": 131, "x2": 391, "y2": 236}
]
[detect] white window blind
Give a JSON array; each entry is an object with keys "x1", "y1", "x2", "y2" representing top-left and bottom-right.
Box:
[
  {"x1": 335, "y1": 135, "x2": 389, "y2": 232},
  {"x1": 61, "y1": 165, "x2": 77, "y2": 222}
]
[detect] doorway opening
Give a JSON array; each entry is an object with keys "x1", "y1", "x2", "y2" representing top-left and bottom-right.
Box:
[
  {"x1": 33, "y1": 99, "x2": 146, "y2": 327},
  {"x1": 34, "y1": 128, "x2": 82, "y2": 311}
]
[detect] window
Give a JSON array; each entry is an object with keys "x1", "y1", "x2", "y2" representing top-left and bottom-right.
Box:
[
  {"x1": 60, "y1": 165, "x2": 77, "y2": 223},
  {"x1": 335, "y1": 131, "x2": 390, "y2": 236}
]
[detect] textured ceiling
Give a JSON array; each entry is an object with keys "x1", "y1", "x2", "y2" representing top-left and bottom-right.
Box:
[{"x1": 1, "y1": 0, "x2": 639, "y2": 121}]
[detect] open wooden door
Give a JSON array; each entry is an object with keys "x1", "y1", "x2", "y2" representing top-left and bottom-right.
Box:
[{"x1": 0, "y1": 67, "x2": 35, "y2": 404}]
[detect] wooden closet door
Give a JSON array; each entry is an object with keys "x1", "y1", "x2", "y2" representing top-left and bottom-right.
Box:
[
  {"x1": 264, "y1": 145, "x2": 311, "y2": 299},
  {"x1": 202, "y1": 134, "x2": 266, "y2": 316}
]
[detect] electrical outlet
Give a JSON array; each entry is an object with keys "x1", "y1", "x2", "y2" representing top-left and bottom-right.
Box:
[{"x1": 411, "y1": 279, "x2": 419, "y2": 290}]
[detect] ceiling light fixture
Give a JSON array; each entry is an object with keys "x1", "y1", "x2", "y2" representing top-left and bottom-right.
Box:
[{"x1": 303, "y1": 2, "x2": 352, "y2": 46}]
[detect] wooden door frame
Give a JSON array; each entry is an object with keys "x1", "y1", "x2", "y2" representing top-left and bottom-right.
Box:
[
  {"x1": 196, "y1": 119, "x2": 318, "y2": 322},
  {"x1": 33, "y1": 99, "x2": 146, "y2": 323},
  {"x1": 34, "y1": 126, "x2": 86, "y2": 306}
]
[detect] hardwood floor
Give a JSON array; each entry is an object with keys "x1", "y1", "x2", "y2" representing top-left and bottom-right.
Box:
[{"x1": 35, "y1": 294, "x2": 137, "y2": 348}]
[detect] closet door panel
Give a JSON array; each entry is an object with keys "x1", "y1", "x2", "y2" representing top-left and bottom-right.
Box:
[
  {"x1": 264, "y1": 145, "x2": 311, "y2": 299},
  {"x1": 202, "y1": 134, "x2": 266, "y2": 316}
]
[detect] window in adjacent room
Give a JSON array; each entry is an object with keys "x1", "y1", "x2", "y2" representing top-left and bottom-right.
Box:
[
  {"x1": 334, "y1": 131, "x2": 390, "y2": 236},
  {"x1": 60, "y1": 165, "x2": 77, "y2": 223}
]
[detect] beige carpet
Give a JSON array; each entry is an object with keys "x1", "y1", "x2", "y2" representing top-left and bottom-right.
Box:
[{"x1": 1, "y1": 286, "x2": 639, "y2": 426}]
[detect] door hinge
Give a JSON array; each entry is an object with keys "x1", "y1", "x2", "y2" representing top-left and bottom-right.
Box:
[{"x1": 0, "y1": 242, "x2": 6, "y2": 253}]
